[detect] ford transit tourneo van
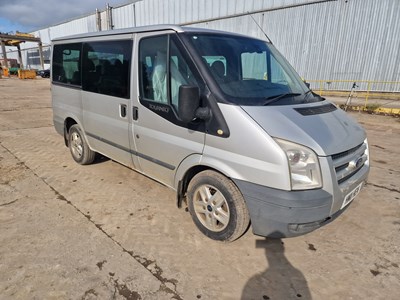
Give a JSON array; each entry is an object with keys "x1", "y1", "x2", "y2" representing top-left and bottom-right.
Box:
[{"x1": 52, "y1": 25, "x2": 369, "y2": 241}]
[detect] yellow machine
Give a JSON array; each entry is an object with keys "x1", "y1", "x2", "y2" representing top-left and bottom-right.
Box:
[{"x1": 0, "y1": 31, "x2": 44, "y2": 78}]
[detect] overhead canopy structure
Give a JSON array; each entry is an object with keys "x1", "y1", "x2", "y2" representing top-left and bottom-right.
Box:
[{"x1": 0, "y1": 32, "x2": 44, "y2": 70}]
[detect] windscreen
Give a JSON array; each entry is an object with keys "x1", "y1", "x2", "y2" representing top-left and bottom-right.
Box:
[{"x1": 186, "y1": 33, "x2": 318, "y2": 106}]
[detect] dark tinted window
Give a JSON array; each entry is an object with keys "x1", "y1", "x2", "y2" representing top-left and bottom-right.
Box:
[
  {"x1": 52, "y1": 43, "x2": 82, "y2": 86},
  {"x1": 82, "y1": 40, "x2": 132, "y2": 98}
]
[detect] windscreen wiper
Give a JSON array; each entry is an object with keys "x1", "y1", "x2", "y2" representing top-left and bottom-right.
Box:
[
  {"x1": 301, "y1": 89, "x2": 313, "y2": 103},
  {"x1": 263, "y1": 93, "x2": 301, "y2": 106},
  {"x1": 302, "y1": 90, "x2": 325, "y2": 103}
]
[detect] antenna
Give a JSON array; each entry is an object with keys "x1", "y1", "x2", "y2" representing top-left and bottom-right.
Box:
[{"x1": 248, "y1": 13, "x2": 273, "y2": 44}]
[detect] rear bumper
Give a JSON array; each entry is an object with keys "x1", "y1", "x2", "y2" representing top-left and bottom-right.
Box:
[{"x1": 234, "y1": 179, "x2": 361, "y2": 238}]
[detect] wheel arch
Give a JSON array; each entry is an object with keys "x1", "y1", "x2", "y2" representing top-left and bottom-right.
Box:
[
  {"x1": 63, "y1": 117, "x2": 78, "y2": 147},
  {"x1": 175, "y1": 155, "x2": 245, "y2": 208}
]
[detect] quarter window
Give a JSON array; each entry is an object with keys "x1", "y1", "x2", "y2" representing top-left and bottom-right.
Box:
[{"x1": 52, "y1": 43, "x2": 81, "y2": 86}]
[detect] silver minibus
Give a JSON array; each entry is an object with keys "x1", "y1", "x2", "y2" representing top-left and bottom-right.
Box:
[{"x1": 52, "y1": 25, "x2": 369, "y2": 241}]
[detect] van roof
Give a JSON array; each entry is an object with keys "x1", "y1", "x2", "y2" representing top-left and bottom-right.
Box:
[{"x1": 51, "y1": 24, "x2": 235, "y2": 42}]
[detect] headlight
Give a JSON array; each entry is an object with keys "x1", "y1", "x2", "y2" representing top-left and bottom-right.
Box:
[
  {"x1": 275, "y1": 139, "x2": 322, "y2": 190},
  {"x1": 364, "y1": 138, "x2": 369, "y2": 166}
]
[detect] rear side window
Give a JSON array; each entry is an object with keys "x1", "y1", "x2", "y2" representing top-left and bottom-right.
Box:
[
  {"x1": 52, "y1": 43, "x2": 81, "y2": 86},
  {"x1": 82, "y1": 40, "x2": 132, "y2": 98}
]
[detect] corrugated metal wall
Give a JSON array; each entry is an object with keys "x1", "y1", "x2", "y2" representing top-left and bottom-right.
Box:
[
  {"x1": 112, "y1": 3, "x2": 136, "y2": 29},
  {"x1": 49, "y1": 16, "x2": 97, "y2": 40},
  {"x1": 6, "y1": 0, "x2": 400, "y2": 91},
  {"x1": 133, "y1": 0, "x2": 321, "y2": 26},
  {"x1": 180, "y1": 0, "x2": 400, "y2": 91}
]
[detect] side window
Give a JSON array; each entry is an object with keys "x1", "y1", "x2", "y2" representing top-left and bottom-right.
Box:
[
  {"x1": 139, "y1": 35, "x2": 200, "y2": 110},
  {"x1": 82, "y1": 40, "x2": 132, "y2": 98},
  {"x1": 52, "y1": 43, "x2": 82, "y2": 85},
  {"x1": 169, "y1": 37, "x2": 199, "y2": 109},
  {"x1": 139, "y1": 35, "x2": 168, "y2": 102}
]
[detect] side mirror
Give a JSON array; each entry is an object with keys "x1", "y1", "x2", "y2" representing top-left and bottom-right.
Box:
[
  {"x1": 178, "y1": 85, "x2": 200, "y2": 123},
  {"x1": 304, "y1": 81, "x2": 311, "y2": 88}
]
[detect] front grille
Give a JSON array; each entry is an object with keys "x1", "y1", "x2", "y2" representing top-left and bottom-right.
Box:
[
  {"x1": 332, "y1": 142, "x2": 367, "y2": 185},
  {"x1": 337, "y1": 167, "x2": 363, "y2": 185},
  {"x1": 332, "y1": 143, "x2": 363, "y2": 160},
  {"x1": 335, "y1": 163, "x2": 349, "y2": 173}
]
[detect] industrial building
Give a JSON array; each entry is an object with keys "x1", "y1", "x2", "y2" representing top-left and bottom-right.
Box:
[{"x1": 1, "y1": 0, "x2": 399, "y2": 92}]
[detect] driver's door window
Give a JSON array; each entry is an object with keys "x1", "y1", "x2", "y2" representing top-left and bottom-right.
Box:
[{"x1": 139, "y1": 35, "x2": 200, "y2": 112}]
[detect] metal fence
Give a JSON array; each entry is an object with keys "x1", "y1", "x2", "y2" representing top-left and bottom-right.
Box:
[{"x1": 306, "y1": 79, "x2": 400, "y2": 107}]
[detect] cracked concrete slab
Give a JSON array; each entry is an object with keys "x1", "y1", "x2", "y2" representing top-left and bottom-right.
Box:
[{"x1": 0, "y1": 142, "x2": 171, "y2": 299}]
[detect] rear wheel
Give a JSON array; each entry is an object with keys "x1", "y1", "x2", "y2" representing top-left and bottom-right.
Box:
[
  {"x1": 187, "y1": 170, "x2": 250, "y2": 242},
  {"x1": 68, "y1": 124, "x2": 96, "y2": 165}
]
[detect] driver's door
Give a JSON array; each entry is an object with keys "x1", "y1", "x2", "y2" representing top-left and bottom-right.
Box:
[{"x1": 131, "y1": 32, "x2": 206, "y2": 187}]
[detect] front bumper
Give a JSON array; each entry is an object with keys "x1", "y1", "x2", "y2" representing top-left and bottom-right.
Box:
[{"x1": 234, "y1": 179, "x2": 360, "y2": 238}]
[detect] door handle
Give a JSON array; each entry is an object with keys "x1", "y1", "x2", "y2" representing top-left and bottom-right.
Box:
[
  {"x1": 120, "y1": 104, "x2": 127, "y2": 118},
  {"x1": 133, "y1": 106, "x2": 138, "y2": 120}
]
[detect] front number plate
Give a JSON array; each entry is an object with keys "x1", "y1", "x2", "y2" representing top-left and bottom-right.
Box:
[{"x1": 341, "y1": 182, "x2": 363, "y2": 209}]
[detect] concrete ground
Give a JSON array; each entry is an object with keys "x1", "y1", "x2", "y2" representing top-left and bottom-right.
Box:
[{"x1": 0, "y1": 77, "x2": 399, "y2": 299}]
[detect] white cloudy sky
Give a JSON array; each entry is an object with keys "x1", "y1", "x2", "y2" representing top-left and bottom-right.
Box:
[{"x1": 0, "y1": 0, "x2": 136, "y2": 33}]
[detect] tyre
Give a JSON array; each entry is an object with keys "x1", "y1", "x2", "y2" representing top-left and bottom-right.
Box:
[
  {"x1": 68, "y1": 124, "x2": 96, "y2": 165},
  {"x1": 187, "y1": 170, "x2": 250, "y2": 242}
]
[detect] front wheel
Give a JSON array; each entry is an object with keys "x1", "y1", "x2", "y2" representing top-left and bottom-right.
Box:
[
  {"x1": 68, "y1": 124, "x2": 96, "y2": 165},
  {"x1": 187, "y1": 170, "x2": 250, "y2": 242}
]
